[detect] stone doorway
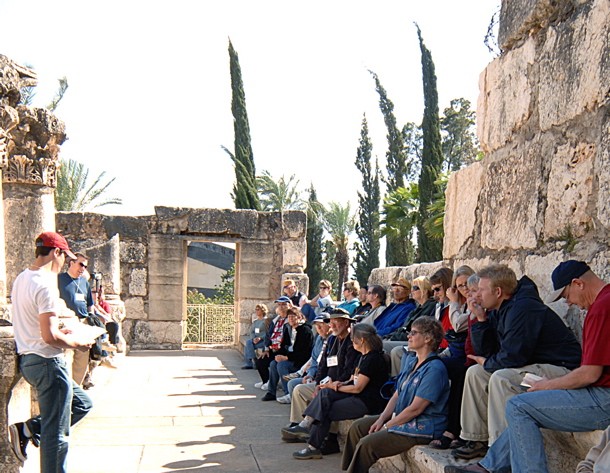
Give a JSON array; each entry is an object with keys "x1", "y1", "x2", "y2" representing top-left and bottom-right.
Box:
[
  {"x1": 184, "y1": 240, "x2": 236, "y2": 345},
  {"x1": 56, "y1": 207, "x2": 308, "y2": 350}
]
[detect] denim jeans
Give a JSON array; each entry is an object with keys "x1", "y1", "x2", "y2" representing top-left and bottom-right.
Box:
[
  {"x1": 243, "y1": 338, "x2": 264, "y2": 367},
  {"x1": 268, "y1": 359, "x2": 297, "y2": 394},
  {"x1": 20, "y1": 353, "x2": 93, "y2": 473},
  {"x1": 288, "y1": 377, "x2": 304, "y2": 396},
  {"x1": 480, "y1": 386, "x2": 610, "y2": 473}
]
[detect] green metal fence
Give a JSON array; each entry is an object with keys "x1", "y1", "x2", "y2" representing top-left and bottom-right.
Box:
[{"x1": 184, "y1": 304, "x2": 235, "y2": 344}]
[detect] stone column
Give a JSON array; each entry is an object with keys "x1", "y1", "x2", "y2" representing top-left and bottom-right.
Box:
[{"x1": 2, "y1": 105, "x2": 65, "y2": 296}]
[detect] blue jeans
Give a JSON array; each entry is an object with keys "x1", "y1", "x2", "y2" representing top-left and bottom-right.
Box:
[
  {"x1": 300, "y1": 305, "x2": 317, "y2": 322},
  {"x1": 20, "y1": 354, "x2": 93, "y2": 473},
  {"x1": 480, "y1": 386, "x2": 610, "y2": 473},
  {"x1": 288, "y1": 377, "x2": 304, "y2": 396},
  {"x1": 268, "y1": 359, "x2": 297, "y2": 394},
  {"x1": 243, "y1": 338, "x2": 264, "y2": 367}
]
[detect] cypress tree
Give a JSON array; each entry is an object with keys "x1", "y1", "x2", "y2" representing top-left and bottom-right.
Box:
[
  {"x1": 353, "y1": 114, "x2": 380, "y2": 286},
  {"x1": 227, "y1": 39, "x2": 260, "y2": 210},
  {"x1": 416, "y1": 25, "x2": 444, "y2": 262},
  {"x1": 305, "y1": 184, "x2": 324, "y2": 298},
  {"x1": 369, "y1": 70, "x2": 414, "y2": 266}
]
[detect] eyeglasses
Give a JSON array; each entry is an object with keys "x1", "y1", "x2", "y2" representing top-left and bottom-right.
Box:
[
  {"x1": 412, "y1": 286, "x2": 420, "y2": 291},
  {"x1": 408, "y1": 330, "x2": 422, "y2": 336},
  {"x1": 432, "y1": 286, "x2": 442, "y2": 293}
]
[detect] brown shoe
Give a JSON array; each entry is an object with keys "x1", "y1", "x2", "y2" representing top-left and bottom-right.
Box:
[
  {"x1": 452, "y1": 440, "x2": 488, "y2": 459},
  {"x1": 445, "y1": 463, "x2": 489, "y2": 473}
]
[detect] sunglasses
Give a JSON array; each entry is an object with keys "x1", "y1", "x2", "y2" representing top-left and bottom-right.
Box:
[
  {"x1": 432, "y1": 287, "x2": 442, "y2": 293},
  {"x1": 319, "y1": 286, "x2": 329, "y2": 290},
  {"x1": 412, "y1": 286, "x2": 420, "y2": 291}
]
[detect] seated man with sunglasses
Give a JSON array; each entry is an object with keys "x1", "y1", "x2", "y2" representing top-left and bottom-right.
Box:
[{"x1": 58, "y1": 253, "x2": 98, "y2": 387}]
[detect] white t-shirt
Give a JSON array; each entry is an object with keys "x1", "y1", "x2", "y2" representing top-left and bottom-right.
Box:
[{"x1": 12, "y1": 268, "x2": 63, "y2": 358}]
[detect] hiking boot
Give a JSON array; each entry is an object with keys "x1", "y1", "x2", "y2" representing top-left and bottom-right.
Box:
[
  {"x1": 281, "y1": 424, "x2": 310, "y2": 440},
  {"x1": 9, "y1": 422, "x2": 29, "y2": 462},
  {"x1": 445, "y1": 463, "x2": 489, "y2": 472},
  {"x1": 452, "y1": 440, "x2": 489, "y2": 459},
  {"x1": 293, "y1": 446, "x2": 322, "y2": 459},
  {"x1": 241, "y1": 365, "x2": 253, "y2": 370},
  {"x1": 261, "y1": 392, "x2": 276, "y2": 401}
]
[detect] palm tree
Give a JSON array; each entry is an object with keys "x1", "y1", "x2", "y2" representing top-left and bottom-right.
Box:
[
  {"x1": 322, "y1": 201, "x2": 356, "y2": 298},
  {"x1": 424, "y1": 172, "x2": 449, "y2": 240},
  {"x1": 256, "y1": 170, "x2": 305, "y2": 211},
  {"x1": 54, "y1": 158, "x2": 123, "y2": 211},
  {"x1": 381, "y1": 183, "x2": 419, "y2": 265}
]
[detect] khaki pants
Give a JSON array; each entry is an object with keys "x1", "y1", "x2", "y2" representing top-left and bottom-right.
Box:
[
  {"x1": 460, "y1": 363, "x2": 571, "y2": 445},
  {"x1": 290, "y1": 382, "x2": 316, "y2": 423},
  {"x1": 390, "y1": 345, "x2": 406, "y2": 377},
  {"x1": 71, "y1": 347, "x2": 90, "y2": 386}
]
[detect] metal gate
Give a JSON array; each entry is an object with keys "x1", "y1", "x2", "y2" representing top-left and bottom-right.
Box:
[{"x1": 184, "y1": 304, "x2": 235, "y2": 344}]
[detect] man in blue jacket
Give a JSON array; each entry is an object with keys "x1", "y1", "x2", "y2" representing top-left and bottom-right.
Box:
[
  {"x1": 373, "y1": 278, "x2": 417, "y2": 338},
  {"x1": 452, "y1": 264, "x2": 581, "y2": 460}
]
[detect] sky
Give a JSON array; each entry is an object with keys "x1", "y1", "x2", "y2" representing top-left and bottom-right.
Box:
[{"x1": 0, "y1": 0, "x2": 500, "y2": 217}]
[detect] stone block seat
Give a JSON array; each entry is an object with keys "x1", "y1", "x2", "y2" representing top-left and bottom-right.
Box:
[{"x1": 335, "y1": 420, "x2": 602, "y2": 473}]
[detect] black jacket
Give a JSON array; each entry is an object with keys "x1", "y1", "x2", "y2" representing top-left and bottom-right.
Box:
[
  {"x1": 276, "y1": 323, "x2": 314, "y2": 368},
  {"x1": 314, "y1": 333, "x2": 358, "y2": 384},
  {"x1": 472, "y1": 276, "x2": 582, "y2": 373}
]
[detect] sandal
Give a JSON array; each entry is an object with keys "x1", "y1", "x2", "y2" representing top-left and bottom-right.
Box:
[
  {"x1": 449, "y1": 437, "x2": 466, "y2": 449},
  {"x1": 430, "y1": 434, "x2": 454, "y2": 450}
]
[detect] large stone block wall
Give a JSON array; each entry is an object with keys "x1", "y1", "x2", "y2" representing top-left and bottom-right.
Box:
[
  {"x1": 444, "y1": 0, "x2": 610, "y2": 274},
  {"x1": 56, "y1": 207, "x2": 307, "y2": 349}
]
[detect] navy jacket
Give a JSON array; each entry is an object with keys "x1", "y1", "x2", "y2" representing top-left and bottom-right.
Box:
[
  {"x1": 375, "y1": 300, "x2": 418, "y2": 337},
  {"x1": 472, "y1": 276, "x2": 581, "y2": 373}
]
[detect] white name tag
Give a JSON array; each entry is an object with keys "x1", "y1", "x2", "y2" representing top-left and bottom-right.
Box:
[
  {"x1": 317, "y1": 352, "x2": 323, "y2": 364},
  {"x1": 327, "y1": 355, "x2": 338, "y2": 367},
  {"x1": 255, "y1": 328, "x2": 260, "y2": 334},
  {"x1": 75, "y1": 293, "x2": 86, "y2": 302}
]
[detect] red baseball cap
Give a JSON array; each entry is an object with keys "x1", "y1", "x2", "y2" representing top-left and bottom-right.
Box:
[{"x1": 36, "y1": 232, "x2": 76, "y2": 260}]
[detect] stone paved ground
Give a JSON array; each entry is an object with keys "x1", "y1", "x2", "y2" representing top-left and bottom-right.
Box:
[{"x1": 21, "y1": 348, "x2": 343, "y2": 473}]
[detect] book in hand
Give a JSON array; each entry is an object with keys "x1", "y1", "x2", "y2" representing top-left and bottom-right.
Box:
[
  {"x1": 521, "y1": 373, "x2": 543, "y2": 388},
  {"x1": 62, "y1": 318, "x2": 107, "y2": 345}
]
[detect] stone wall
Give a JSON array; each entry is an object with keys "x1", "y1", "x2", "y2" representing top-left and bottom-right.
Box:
[{"x1": 56, "y1": 207, "x2": 307, "y2": 349}]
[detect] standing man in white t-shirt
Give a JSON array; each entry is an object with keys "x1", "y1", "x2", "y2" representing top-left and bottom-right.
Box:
[{"x1": 9, "y1": 232, "x2": 93, "y2": 472}]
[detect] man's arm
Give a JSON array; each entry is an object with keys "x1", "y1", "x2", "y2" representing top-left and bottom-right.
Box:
[
  {"x1": 39, "y1": 312, "x2": 91, "y2": 351},
  {"x1": 528, "y1": 365, "x2": 603, "y2": 391}
]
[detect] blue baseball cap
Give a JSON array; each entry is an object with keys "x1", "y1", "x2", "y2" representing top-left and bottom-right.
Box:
[
  {"x1": 274, "y1": 296, "x2": 292, "y2": 304},
  {"x1": 546, "y1": 260, "x2": 591, "y2": 303}
]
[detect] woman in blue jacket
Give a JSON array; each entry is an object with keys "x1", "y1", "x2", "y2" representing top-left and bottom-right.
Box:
[{"x1": 341, "y1": 316, "x2": 450, "y2": 473}]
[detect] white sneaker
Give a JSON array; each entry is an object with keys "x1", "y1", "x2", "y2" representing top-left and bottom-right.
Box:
[
  {"x1": 261, "y1": 382, "x2": 268, "y2": 391},
  {"x1": 277, "y1": 394, "x2": 291, "y2": 404},
  {"x1": 254, "y1": 381, "x2": 264, "y2": 389}
]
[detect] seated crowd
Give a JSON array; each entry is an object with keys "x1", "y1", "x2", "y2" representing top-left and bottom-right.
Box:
[{"x1": 241, "y1": 262, "x2": 610, "y2": 473}]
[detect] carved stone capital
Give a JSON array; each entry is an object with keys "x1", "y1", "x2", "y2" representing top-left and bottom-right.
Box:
[{"x1": 2, "y1": 154, "x2": 58, "y2": 187}]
